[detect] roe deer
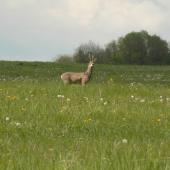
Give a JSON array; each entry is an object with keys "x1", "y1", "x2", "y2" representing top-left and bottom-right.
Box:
[{"x1": 61, "y1": 54, "x2": 97, "y2": 86}]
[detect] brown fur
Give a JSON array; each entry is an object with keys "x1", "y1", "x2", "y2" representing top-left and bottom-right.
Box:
[{"x1": 61, "y1": 55, "x2": 97, "y2": 86}]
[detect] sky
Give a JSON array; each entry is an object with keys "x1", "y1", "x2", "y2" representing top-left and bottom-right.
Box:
[{"x1": 0, "y1": 0, "x2": 170, "y2": 62}]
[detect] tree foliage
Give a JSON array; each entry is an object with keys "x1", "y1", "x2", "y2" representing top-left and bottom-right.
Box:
[{"x1": 55, "y1": 30, "x2": 170, "y2": 65}]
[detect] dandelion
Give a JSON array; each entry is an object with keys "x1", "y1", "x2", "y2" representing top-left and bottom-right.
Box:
[
  {"x1": 7, "y1": 96, "x2": 11, "y2": 98},
  {"x1": 16, "y1": 123, "x2": 20, "y2": 126},
  {"x1": 75, "y1": 97, "x2": 77, "y2": 99},
  {"x1": 49, "y1": 128, "x2": 52, "y2": 131},
  {"x1": 157, "y1": 119, "x2": 161, "y2": 122},
  {"x1": 57, "y1": 95, "x2": 64, "y2": 98},
  {"x1": 62, "y1": 106, "x2": 65, "y2": 109},
  {"x1": 88, "y1": 118, "x2": 92, "y2": 121},
  {"x1": 31, "y1": 95, "x2": 34, "y2": 97},
  {"x1": 123, "y1": 118, "x2": 126, "y2": 121},
  {"x1": 12, "y1": 96, "x2": 16, "y2": 99},
  {"x1": 9, "y1": 159, "x2": 11, "y2": 162},
  {"x1": 6, "y1": 117, "x2": 9, "y2": 121},
  {"x1": 22, "y1": 108, "x2": 25, "y2": 111},
  {"x1": 108, "y1": 78, "x2": 115, "y2": 85},
  {"x1": 84, "y1": 120, "x2": 87, "y2": 122},
  {"x1": 49, "y1": 148, "x2": 53, "y2": 151},
  {"x1": 104, "y1": 102, "x2": 107, "y2": 105},
  {"x1": 122, "y1": 139, "x2": 127, "y2": 143},
  {"x1": 140, "y1": 99, "x2": 145, "y2": 102}
]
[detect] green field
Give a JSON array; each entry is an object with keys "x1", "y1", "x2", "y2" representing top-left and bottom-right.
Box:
[{"x1": 1, "y1": 61, "x2": 170, "y2": 169}]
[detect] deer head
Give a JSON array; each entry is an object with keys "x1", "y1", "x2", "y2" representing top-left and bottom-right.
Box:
[{"x1": 88, "y1": 54, "x2": 97, "y2": 68}]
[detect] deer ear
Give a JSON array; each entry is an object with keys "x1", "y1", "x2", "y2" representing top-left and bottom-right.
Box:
[
  {"x1": 89, "y1": 54, "x2": 91, "y2": 61},
  {"x1": 93, "y1": 58, "x2": 97, "y2": 63}
]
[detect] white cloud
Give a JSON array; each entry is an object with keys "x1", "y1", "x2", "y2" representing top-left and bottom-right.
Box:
[{"x1": 0, "y1": 0, "x2": 170, "y2": 61}]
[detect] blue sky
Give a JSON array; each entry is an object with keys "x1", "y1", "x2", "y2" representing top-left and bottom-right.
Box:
[{"x1": 0, "y1": 0, "x2": 170, "y2": 62}]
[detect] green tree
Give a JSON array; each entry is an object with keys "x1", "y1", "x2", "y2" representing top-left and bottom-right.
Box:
[
  {"x1": 73, "y1": 40, "x2": 104, "y2": 63},
  {"x1": 104, "y1": 40, "x2": 118, "y2": 64},
  {"x1": 147, "y1": 35, "x2": 169, "y2": 65}
]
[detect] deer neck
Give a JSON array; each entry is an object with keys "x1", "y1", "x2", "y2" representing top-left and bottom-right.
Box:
[{"x1": 86, "y1": 66, "x2": 93, "y2": 79}]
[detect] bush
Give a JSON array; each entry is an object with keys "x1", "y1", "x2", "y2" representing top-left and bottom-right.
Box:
[{"x1": 54, "y1": 54, "x2": 73, "y2": 64}]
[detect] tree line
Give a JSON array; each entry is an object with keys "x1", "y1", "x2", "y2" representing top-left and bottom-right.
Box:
[{"x1": 55, "y1": 30, "x2": 170, "y2": 65}]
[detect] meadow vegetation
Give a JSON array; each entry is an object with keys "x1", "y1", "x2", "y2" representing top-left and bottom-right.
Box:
[{"x1": 1, "y1": 61, "x2": 170, "y2": 169}]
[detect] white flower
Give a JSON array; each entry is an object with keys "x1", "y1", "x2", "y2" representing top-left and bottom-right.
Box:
[
  {"x1": 25, "y1": 98, "x2": 28, "y2": 101},
  {"x1": 122, "y1": 139, "x2": 127, "y2": 143},
  {"x1": 160, "y1": 99, "x2": 163, "y2": 102},
  {"x1": 57, "y1": 95, "x2": 64, "y2": 98},
  {"x1": 6, "y1": 117, "x2": 9, "y2": 121},
  {"x1": 100, "y1": 98, "x2": 103, "y2": 101},
  {"x1": 160, "y1": 96, "x2": 162, "y2": 98},
  {"x1": 67, "y1": 98, "x2": 70, "y2": 101},
  {"x1": 166, "y1": 98, "x2": 169, "y2": 101},
  {"x1": 16, "y1": 123, "x2": 20, "y2": 126},
  {"x1": 104, "y1": 102, "x2": 107, "y2": 105},
  {"x1": 140, "y1": 99, "x2": 145, "y2": 102},
  {"x1": 131, "y1": 95, "x2": 134, "y2": 98}
]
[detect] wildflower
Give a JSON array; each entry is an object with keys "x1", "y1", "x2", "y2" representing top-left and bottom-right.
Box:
[
  {"x1": 104, "y1": 102, "x2": 107, "y2": 105},
  {"x1": 62, "y1": 106, "x2": 65, "y2": 109},
  {"x1": 108, "y1": 78, "x2": 115, "y2": 85},
  {"x1": 12, "y1": 96, "x2": 16, "y2": 99},
  {"x1": 0, "y1": 89, "x2": 2, "y2": 90},
  {"x1": 160, "y1": 96, "x2": 162, "y2": 98},
  {"x1": 69, "y1": 121, "x2": 72, "y2": 123},
  {"x1": 22, "y1": 108, "x2": 25, "y2": 111},
  {"x1": 9, "y1": 159, "x2": 11, "y2": 162},
  {"x1": 31, "y1": 95, "x2": 34, "y2": 97},
  {"x1": 88, "y1": 118, "x2": 92, "y2": 121},
  {"x1": 7, "y1": 96, "x2": 11, "y2": 98},
  {"x1": 75, "y1": 97, "x2": 77, "y2": 99},
  {"x1": 49, "y1": 128, "x2": 52, "y2": 131},
  {"x1": 84, "y1": 120, "x2": 87, "y2": 122},
  {"x1": 157, "y1": 119, "x2": 161, "y2": 122},
  {"x1": 49, "y1": 148, "x2": 53, "y2": 151},
  {"x1": 25, "y1": 98, "x2": 28, "y2": 101},
  {"x1": 6, "y1": 117, "x2": 9, "y2": 121},
  {"x1": 122, "y1": 139, "x2": 127, "y2": 143},
  {"x1": 100, "y1": 98, "x2": 103, "y2": 101},
  {"x1": 57, "y1": 95, "x2": 64, "y2": 98},
  {"x1": 160, "y1": 99, "x2": 163, "y2": 102},
  {"x1": 166, "y1": 98, "x2": 169, "y2": 101},
  {"x1": 123, "y1": 118, "x2": 126, "y2": 121},
  {"x1": 131, "y1": 95, "x2": 134, "y2": 98},
  {"x1": 67, "y1": 98, "x2": 70, "y2": 101},
  {"x1": 140, "y1": 99, "x2": 145, "y2": 102},
  {"x1": 16, "y1": 123, "x2": 20, "y2": 126}
]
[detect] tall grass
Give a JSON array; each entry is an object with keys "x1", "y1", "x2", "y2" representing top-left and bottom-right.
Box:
[{"x1": 1, "y1": 61, "x2": 170, "y2": 169}]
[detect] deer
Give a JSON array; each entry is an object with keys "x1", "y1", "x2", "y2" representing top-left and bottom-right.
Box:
[{"x1": 61, "y1": 54, "x2": 97, "y2": 86}]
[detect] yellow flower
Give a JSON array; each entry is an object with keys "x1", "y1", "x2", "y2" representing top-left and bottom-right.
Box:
[
  {"x1": 12, "y1": 96, "x2": 16, "y2": 99},
  {"x1": 31, "y1": 95, "x2": 34, "y2": 97},
  {"x1": 157, "y1": 119, "x2": 161, "y2": 122},
  {"x1": 88, "y1": 118, "x2": 92, "y2": 121},
  {"x1": 49, "y1": 148, "x2": 53, "y2": 151},
  {"x1": 0, "y1": 89, "x2": 2, "y2": 90},
  {"x1": 7, "y1": 96, "x2": 11, "y2": 98},
  {"x1": 49, "y1": 128, "x2": 52, "y2": 131},
  {"x1": 22, "y1": 108, "x2": 25, "y2": 111},
  {"x1": 62, "y1": 106, "x2": 65, "y2": 109},
  {"x1": 75, "y1": 97, "x2": 77, "y2": 99},
  {"x1": 9, "y1": 159, "x2": 11, "y2": 162},
  {"x1": 84, "y1": 120, "x2": 87, "y2": 122}
]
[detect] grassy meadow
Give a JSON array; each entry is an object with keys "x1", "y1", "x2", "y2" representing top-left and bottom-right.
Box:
[{"x1": 1, "y1": 61, "x2": 170, "y2": 169}]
